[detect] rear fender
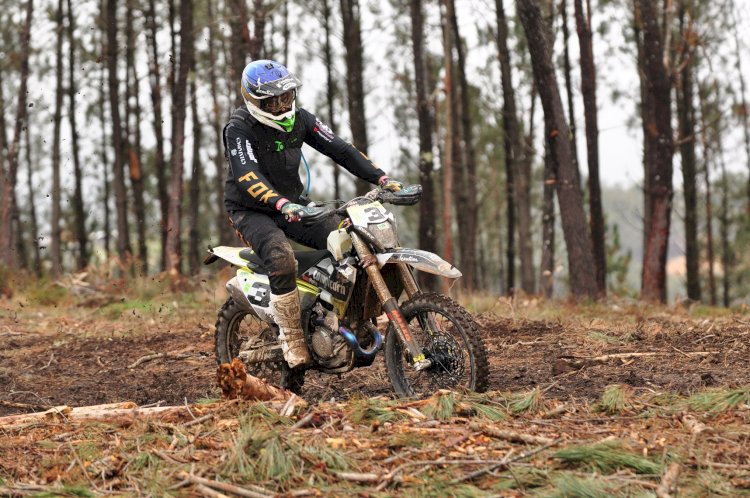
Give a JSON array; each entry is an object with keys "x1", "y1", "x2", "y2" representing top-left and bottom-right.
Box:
[
  {"x1": 207, "y1": 246, "x2": 249, "y2": 268},
  {"x1": 375, "y1": 249, "x2": 462, "y2": 279}
]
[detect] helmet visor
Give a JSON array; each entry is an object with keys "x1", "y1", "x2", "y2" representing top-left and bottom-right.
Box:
[{"x1": 259, "y1": 90, "x2": 295, "y2": 115}]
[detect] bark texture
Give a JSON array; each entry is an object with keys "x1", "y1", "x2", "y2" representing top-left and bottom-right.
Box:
[
  {"x1": 106, "y1": 0, "x2": 132, "y2": 262},
  {"x1": 165, "y1": 0, "x2": 194, "y2": 276},
  {"x1": 51, "y1": 0, "x2": 65, "y2": 276},
  {"x1": 410, "y1": 0, "x2": 438, "y2": 290},
  {"x1": 635, "y1": 0, "x2": 674, "y2": 303},
  {"x1": 67, "y1": 0, "x2": 88, "y2": 270},
  {"x1": 517, "y1": 0, "x2": 597, "y2": 299},
  {"x1": 574, "y1": 0, "x2": 606, "y2": 296},
  {"x1": 677, "y1": 4, "x2": 699, "y2": 301},
  {"x1": 340, "y1": 0, "x2": 370, "y2": 196},
  {"x1": 495, "y1": 0, "x2": 520, "y2": 295}
]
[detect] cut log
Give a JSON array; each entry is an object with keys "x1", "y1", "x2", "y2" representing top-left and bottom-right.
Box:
[
  {"x1": 0, "y1": 401, "x2": 195, "y2": 428},
  {"x1": 217, "y1": 358, "x2": 293, "y2": 402}
]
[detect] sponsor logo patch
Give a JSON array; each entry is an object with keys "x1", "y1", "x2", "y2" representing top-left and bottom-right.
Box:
[
  {"x1": 245, "y1": 140, "x2": 257, "y2": 162},
  {"x1": 235, "y1": 137, "x2": 246, "y2": 164}
]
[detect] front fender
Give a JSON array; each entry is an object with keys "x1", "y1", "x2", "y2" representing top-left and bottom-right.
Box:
[{"x1": 375, "y1": 249, "x2": 462, "y2": 279}]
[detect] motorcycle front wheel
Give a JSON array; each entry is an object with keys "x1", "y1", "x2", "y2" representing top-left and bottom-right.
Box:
[
  {"x1": 214, "y1": 297, "x2": 304, "y2": 393},
  {"x1": 384, "y1": 293, "x2": 489, "y2": 398}
]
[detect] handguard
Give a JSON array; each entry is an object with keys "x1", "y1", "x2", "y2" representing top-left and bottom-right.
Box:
[{"x1": 380, "y1": 184, "x2": 422, "y2": 206}]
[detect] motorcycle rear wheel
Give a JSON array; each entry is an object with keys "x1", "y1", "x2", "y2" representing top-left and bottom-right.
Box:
[
  {"x1": 214, "y1": 297, "x2": 304, "y2": 393},
  {"x1": 384, "y1": 293, "x2": 489, "y2": 398}
]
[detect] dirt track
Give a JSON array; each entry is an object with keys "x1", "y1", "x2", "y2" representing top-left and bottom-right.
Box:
[{"x1": 1, "y1": 299, "x2": 748, "y2": 416}]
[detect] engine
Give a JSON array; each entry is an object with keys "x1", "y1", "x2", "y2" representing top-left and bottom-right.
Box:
[{"x1": 308, "y1": 307, "x2": 353, "y2": 371}]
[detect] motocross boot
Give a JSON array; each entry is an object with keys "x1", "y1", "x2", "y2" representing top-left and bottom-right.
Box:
[{"x1": 270, "y1": 290, "x2": 311, "y2": 368}]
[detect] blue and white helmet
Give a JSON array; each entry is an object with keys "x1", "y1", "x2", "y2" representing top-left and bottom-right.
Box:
[{"x1": 241, "y1": 60, "x2": 302, "y2": 133}]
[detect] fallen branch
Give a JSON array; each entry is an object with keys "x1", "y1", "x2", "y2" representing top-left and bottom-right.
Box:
[
  {"x1": 0, "y1": 400, "x2": 51, "y2": 411},
  {"x1": 558, "y1": 351, "x2": 720, "y2": 369},
  {"x1": 332, "y1": 471, "x2": 381, "y2": 483},
  {"x1": 453, "y1": 439, "x2": 561, "y2": 483},
  {"x1": 179, "y1": 472, "x2": 273, "y2": 498},
  {"x1": 471, "y1": 423, "x2": 555, "y2": 445},
  {"x1": 655, "y1": 463, "x2": 681, "y2": 498},
  {"x1": 217, "y1": 358, "x2": 293, "y2": 402},
  {"x1": 0, "y1": 401, "x2": 196, "y2": 428},
  {"x1": 195, "y1": 483, "x2": 231, "y2": 498},
  {"x1": 128, "y1": 352, "x2": 191, "y2": 369}
]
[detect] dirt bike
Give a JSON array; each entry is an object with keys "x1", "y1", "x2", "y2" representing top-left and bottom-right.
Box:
[{"x1": 205, "y1": 185, "x2": 488, "y2": 398}]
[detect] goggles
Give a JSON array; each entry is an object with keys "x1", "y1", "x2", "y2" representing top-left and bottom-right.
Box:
[{"x1": 258, "y1": 90, "x2": 296, "y2": 114}]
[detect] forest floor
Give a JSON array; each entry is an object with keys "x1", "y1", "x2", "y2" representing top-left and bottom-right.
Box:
[{"x1": 0, "y1": 273, "x2": 749, "y2": 496}]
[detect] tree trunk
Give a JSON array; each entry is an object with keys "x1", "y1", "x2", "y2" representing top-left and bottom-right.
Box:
[
  {"x1": 517, "y1": 0, "x2": 597, "y2": 299},
  {"x1": 560, "y1": 0, "x2": 580, "y2": 184},
  {"x1": 145, "y1": 0, "x2": 169, "y2": 269},
  {"x1": 574, "y1": 0, "x2": 606, "y2": 297},
  {"x1": 635, "y1": 0, "x2": 674, "y2": 303},
  {"x1": 495, "y1": 0, "x2": 521, "y2": 295},
  {"x1": 440, "y1": 3, "x2": 455, "y2": 295},
  {"x1": 207, "y1": 0, "x2": 233, "y2": 246},
  {"x1": 188, "y1": 80, "x2": 202, "y2": 275},
  {"x1": 125, "y1": 0, "x2": 147, "y2": 273},
  {"x1": 718, "y1": 148, "x2": 730, "y2": 308},
  {"x1": 0, "y1": 0, "x2": 33, "y2": 270},
  {"x1": 165, "y1": 0, "x2": 194, "y2": 276},
  {"x1": 322, "y1": 0, "x2": 341, "y2": 200},
  {"x1": 228, "y1": 0, "x2": 250, "y2": 108},
  {"x1": 106, "y1": 0, "x2": 132, "y2": 263},
  {"x1": 448, "y1": 0, "x2": 477, "y2": 291},
  {"x1": 65, "y1": 0, "x2": 88, "y2": 270},
  {"x1": 698, "y1": 83, "x2": 716, "y2": 306},
  {"x1": 633, "y1": 4, "x2": 654, "y2": 259},
  {"x1": 731, "y1": 4, "x2": 750, "y2": 216},
  {"x1": 410, "y1": 0, "x2": 438, "y2": 291},
  {"x1": 250, "y1": 0, "x2": 267, "y2": 59},
  {"x1": 50, "y1": 0, "x2": 65, "y2": 277},
  {"x1": 98, "y1": 39, "x2": 111, "y2": 260},
  {"x1": 340, "y1": 0, "x2": 370, "y2": 196},
  {"x1": 676, "y1": 4, "x2": 699, "y2": 301},
  {"x1": 24, "y1": 125, "x2": 41, "y2": 275},
  {"x1": 539, "y1": 144, "x2": 556, "y2": 298}
]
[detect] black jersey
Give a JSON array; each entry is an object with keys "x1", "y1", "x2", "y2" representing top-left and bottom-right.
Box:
[{"x1": 223, "y1": 107, "x2": 386, "y2": 213}]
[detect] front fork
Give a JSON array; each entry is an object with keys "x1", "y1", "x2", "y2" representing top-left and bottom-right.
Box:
[{"x1": 350, "y1": 232, "x2": 431, "y2": 371}]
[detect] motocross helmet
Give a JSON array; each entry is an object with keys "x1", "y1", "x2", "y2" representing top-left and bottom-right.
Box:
[{"x1": 241, "y1": 60, "x2": 302, "y2": 133}]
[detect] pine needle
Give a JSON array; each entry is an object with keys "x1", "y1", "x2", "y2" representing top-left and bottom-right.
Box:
[
  {"x1": 596, "y1": 384, "x2": 630, "y2": 415},
  {"x1": 421, "y1": 391, "x2": 456, "y2": 420},
  {"x1": 348, "y1": 396, "x2": 402, "y2": 424},
  {"x1": 510, "y1": 388, "x2": 543, "y2": 414},
  {"x1": 687, "y1": 387, "x2": 750, "y2": 413},
  {"x1": 256, "y1": 434, "x2": 296, "y2": 482},
  {"x1": 554, "y1": 440, "x2": 661, "y2": 474},
  {"x1": 544, "y1": 473, "x2": 618, "y2": 498},
  {"x1": 469, "y1": 400, "x2": 508, "y2": 421},
  {"x1": 462, "y1": 392, "x2": 508, "y2": 421}
]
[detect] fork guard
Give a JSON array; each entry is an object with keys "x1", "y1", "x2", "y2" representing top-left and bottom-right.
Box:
[{"x1": 375, "y1": 249, "x2": 462, "y2": 279}]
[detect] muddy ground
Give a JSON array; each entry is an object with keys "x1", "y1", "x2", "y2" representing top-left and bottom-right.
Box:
[{"x1": 1, "y1": 297, "x2": 748, "y2": 416}]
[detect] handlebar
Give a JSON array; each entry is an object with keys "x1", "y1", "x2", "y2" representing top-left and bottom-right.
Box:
[{"x1": 297, "y1": 184, "x2": 423, "y2": 225}]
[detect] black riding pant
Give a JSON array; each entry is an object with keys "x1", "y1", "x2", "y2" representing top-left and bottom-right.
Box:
[{"x1": 228, "y1": 209, "x2": 339, "y2": 295}]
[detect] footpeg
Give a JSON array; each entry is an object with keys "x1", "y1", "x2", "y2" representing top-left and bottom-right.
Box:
[{"x1": 412, "y1": 358, "x2": 432, "y2": 371}]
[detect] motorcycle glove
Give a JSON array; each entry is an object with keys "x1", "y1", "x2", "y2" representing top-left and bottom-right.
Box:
[
  {"x1": 378, "y1": 176, "x2": 403, "y2": 192},
  {"x1": 279, "y1": 201, "x2": 329, "y2": 224}
]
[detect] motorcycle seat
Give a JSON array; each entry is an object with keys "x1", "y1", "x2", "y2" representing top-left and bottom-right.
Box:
[{"x1": 238, "y1": 248, "x2": 331, "y2": 277}]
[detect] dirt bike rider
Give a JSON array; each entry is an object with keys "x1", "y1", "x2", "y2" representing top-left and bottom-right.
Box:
[{"x1": 223, "y1": 59, "x2": 404, "y2": 369}]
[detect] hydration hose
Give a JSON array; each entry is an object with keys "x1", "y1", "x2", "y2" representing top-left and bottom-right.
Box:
[{"x1": 301, "y1": 151, "x2": 311, "y2": 196}]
